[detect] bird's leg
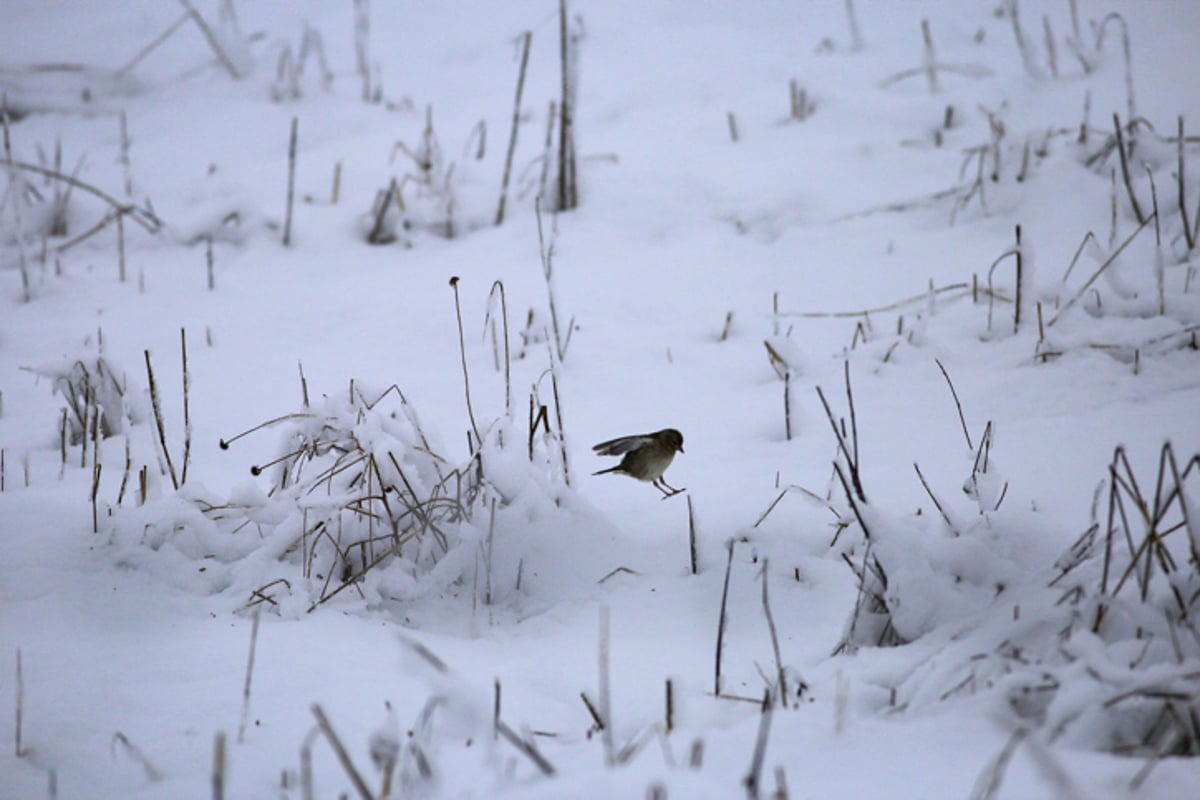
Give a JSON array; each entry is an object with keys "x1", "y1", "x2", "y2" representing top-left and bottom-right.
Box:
[{"x1": 654, "y1": 478, "x2": 685, "y2": 498}]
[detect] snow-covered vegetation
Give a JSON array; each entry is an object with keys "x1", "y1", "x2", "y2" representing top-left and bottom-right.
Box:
[{"x1": 2, "y1": 1, "x2": 1198, "y2": 798}]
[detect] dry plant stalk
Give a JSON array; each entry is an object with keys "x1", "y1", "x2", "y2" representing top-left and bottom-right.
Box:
[
  {"x1": 353, "y1": 0, "x2": 373, "y2": 101},
  {"x1": 781, "y1": 282, "x2": 977, "y2": 320},
  {"x1": 178, "y1": 0, "x2": 243, "y2": 79},
  {"x1": 112, "y1": 731, "x2": 164, "y2": 782},
  {"x1": 528, "y1": 396, "x2": 550, "y2": 461},
  {"x1": 211, "y1": 731, "x2": 226, "y2": 800},
  {"x1": 449, "y1": 277, "x2": 482, "y2": 447},
  {"x1": 878, "y1": 18, "x2": 991, "y2": 93},
  {"x1": 1048, "y1": 214, "x2": 1155, "y2": 326},
  {"x1": 206, "y1": 236, "x2": 215, "y2": 291},
  {"x1": 144, "y1": 349, "x2": 179, "y2": 490},
  {"x1": 556, "y1": 0, "x2": 578, "y2": 211},
  {"x1": 914, "y1": 462, "x2": 956, "y2": 532},
  {"x1": 1, "y1": 157, "x2": 161, "y2": 233},
  {"x1": 921, "y1": 18, "x2": 940, "y2": 93},
  {"x1": 14, "y1": 648, "x2": 23, "y2": 758},
  {"x1": 815, "y1": 362, "x2": 865, "y2": 504},
  {"x1": 844, "y1": 0, "x2": 864, "y2": 50},
  {"x1": 485, "y1": 281, "x2": 512, "y2": 417},
  {"x1": 579, "y1": 691, "x2": 604, "y2": 734},
  {"x1": 968, "y1": 728, "x2": 1028, "y2": 800},
  {"x1": 665, "y1": 679, "x2": 675, "y2": 734},
  {"x1": 984, "y1": 227, "x2": 1023, "y2": 334},
  {"x1": 115, "y1": 204, "x2": 127, "y2": 284},
  {"x1": 1178, "y1": 116, "x2": 1195, "y2": 253},
  {"x1": 3, "y1": 100, "x2": 33, "y2": 301},
  {"x1": 1042, "y1": 14, "x2": 1058, "y2": 78},
  {"x1": 1093, "y1": 443, "x2": 1199, "y2": 632},
  {"x1": 743, "y1": 690, "x2": 775, "y2": 800},
  {"x1": 935, "y1": 358, "x2": 972, "y2": 450},
  {"x1": 547, "y1": 353, "x2": 571, "y2": 487},
  {"x1": 311, "y1": 705, "x2": 374, "y2": 800},
  {"x1": 366, "y1": 178, "x2": 401, "y2": 245},
  {"x1": 1096, "y1": 14, "x2": 1136, "y2": 125},
  {"x1": 1112, "y1": 114, "x2": 1146, "y2": 224},
  {"x1": 714, "y1": 538, "x2": 736, "y2": 695},
  {"x1": 236, "y1": 611, "x2": 261, "y2": 744},
  {"x1": 760, "y1": 559, "x2": 789, "y2": 707},
  {"x1": 496, "y1": 31, "x2": 532, "y2": 225},
  {"x1": 283, "y1": 117, "x2": 298, "y2": 246},
  {"x1": 91, "y1": 459, "x2": 102, "y2": 533},
  {"x1": 216, "y1": 384, "x2": 478, "y2": 613},
  {"x1": 495, "y1": 719, "x2": 556, "y2": 776},
  {"x1": 116, "y1": 11, "x2": 191, "y2": 78},
  {"x1": 1005, "y1": 0, "x2": 1044, "y2": 80},
  {"x1": 687, "y1": 494, "x2": 699, "y2": 574},
  {"x1": 180, "y1": 328, "x2": 192, "y2": 485},
  {"x1": 719, "y1": 310, "x2": 734, "y2": 341}
]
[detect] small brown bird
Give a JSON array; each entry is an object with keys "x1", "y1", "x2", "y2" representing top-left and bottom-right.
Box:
[{"x1": 592, "y1": 428, "x2": 685, "y2": 497}]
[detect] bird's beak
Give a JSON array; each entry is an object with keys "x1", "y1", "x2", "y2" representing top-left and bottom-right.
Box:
[{"x1": 678, "y1": 445, "x2": 685, "y2": 454}]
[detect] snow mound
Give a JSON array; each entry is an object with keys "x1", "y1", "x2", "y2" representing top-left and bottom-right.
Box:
[{"x1": 105, "y1": 383, "x2": 627, "y2": 620}]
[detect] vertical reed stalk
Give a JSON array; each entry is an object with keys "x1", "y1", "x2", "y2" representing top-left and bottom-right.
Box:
[
  {"x1": 283, "y1": 116, "x2": 298, "y2": 246},
  {"x1": 180, "y1": 328, "x2": 191, "y2": 485},
  {"x1": 496, "y1": 31, "x2": 532, "y2": 225},
  {"x1": 714, "y1": 538, "x2": 736, "y2": 695},
  {"x1": 145, "y1": 349, "x2": 179, "y2": 490}
]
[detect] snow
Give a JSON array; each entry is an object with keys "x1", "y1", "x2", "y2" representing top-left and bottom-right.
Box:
[{"x1": 2, "y1": 1, "x2": 1199, "y2": 798}]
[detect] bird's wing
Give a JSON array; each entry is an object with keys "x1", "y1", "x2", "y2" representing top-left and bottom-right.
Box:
[{"x1": 592, "y1": 434, "x2": 652, "y2": 456}]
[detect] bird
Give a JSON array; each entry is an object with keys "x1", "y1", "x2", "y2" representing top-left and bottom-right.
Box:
[{"x1": 592, "y1": 428, "x2": 685, "y2": 498}]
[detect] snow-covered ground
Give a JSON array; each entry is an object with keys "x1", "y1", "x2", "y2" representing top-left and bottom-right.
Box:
[{"x1": 2, "y1": 2, "x2": 1199, "y2": 798}]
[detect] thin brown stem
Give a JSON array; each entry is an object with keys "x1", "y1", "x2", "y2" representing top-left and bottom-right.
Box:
[
  {"x1": 178, "y1": 0, "x2": 243, "y2": 79},
  {"x1": 1179, "y1": 116, "x2": 1194, "y2": 251},
  {"x1": 116, "y1": 11, "x2": 191, "y2": 78},
  {"x1": 448, "y1": 277, "x2": 481, "y2": 447},
  {"x1": 236, "y1": 611, "x2": 261, "y2": 744},
  {"x1": 496, "y1": 31, "x2": 532, "y2": 225},
  {"x1": 715, "y1": 538, "x2": 736, "y2": 695},
  {"x1": 914, "y1": 462, "x2": 956, "y2": 532},
  {"x1": 145, "y1": 349, "x2": 179, "y2": 490},
  {"x1": 310, "y1": 705, "x2": 373, "y2": 800},
  {"x1": 0, "y1": 158, "x2": 160, "y2": 232},
  {"x1": 1049, "y1": 214, "x2": 1155, "y2": 326},
  {"x1": 760, "y1": 559, "x2": 788, "y2": 707},
  {"x1": 934, "y1": 358, "x2": 972, "y2": 450},
  {"x1": 1113, "y1": 114, "x2": 1146, "y2": 224},
  {"x1": 283, "y1": 116, "x2": 298, "y2": 246}
]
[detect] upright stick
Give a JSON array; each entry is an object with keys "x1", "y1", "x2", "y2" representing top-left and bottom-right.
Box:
[
  {"x1": 180, "y1": 328, "x2": 192, "y2": 485},
  {"x1": 283, "y1": 116, "x2": 298, "y2": 246},
  {"x1": 237, "y1": 611, "x2": 261, "y2": 743},
  {"x1": 715, "y1": 538, "x2": 736, "y2": 695},
  {"x1": 496, "y1": 32, "x2": 532, "y2": 226}
]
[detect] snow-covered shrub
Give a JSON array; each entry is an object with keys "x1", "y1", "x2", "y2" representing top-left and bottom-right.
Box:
[
  {"x1": 361, "y1": 106, "x2": 497, "y2": 245},
  {"x1": 104, "y1": 380, "x2": 604, "y2": 617},
  {"x1": 107, "y1": 384, "x2": 475, "y2": 611},
  {"x1": 32, "y1": 355, "x2": 138, "y2": 445},
  {"x1": 829, "y1": 420, "x2": 1200, "y2": 756}
]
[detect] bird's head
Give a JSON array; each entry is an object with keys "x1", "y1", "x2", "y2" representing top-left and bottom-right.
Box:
[{"x1": 658, "y1": 428, "x2": 684, "y2": 454}]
